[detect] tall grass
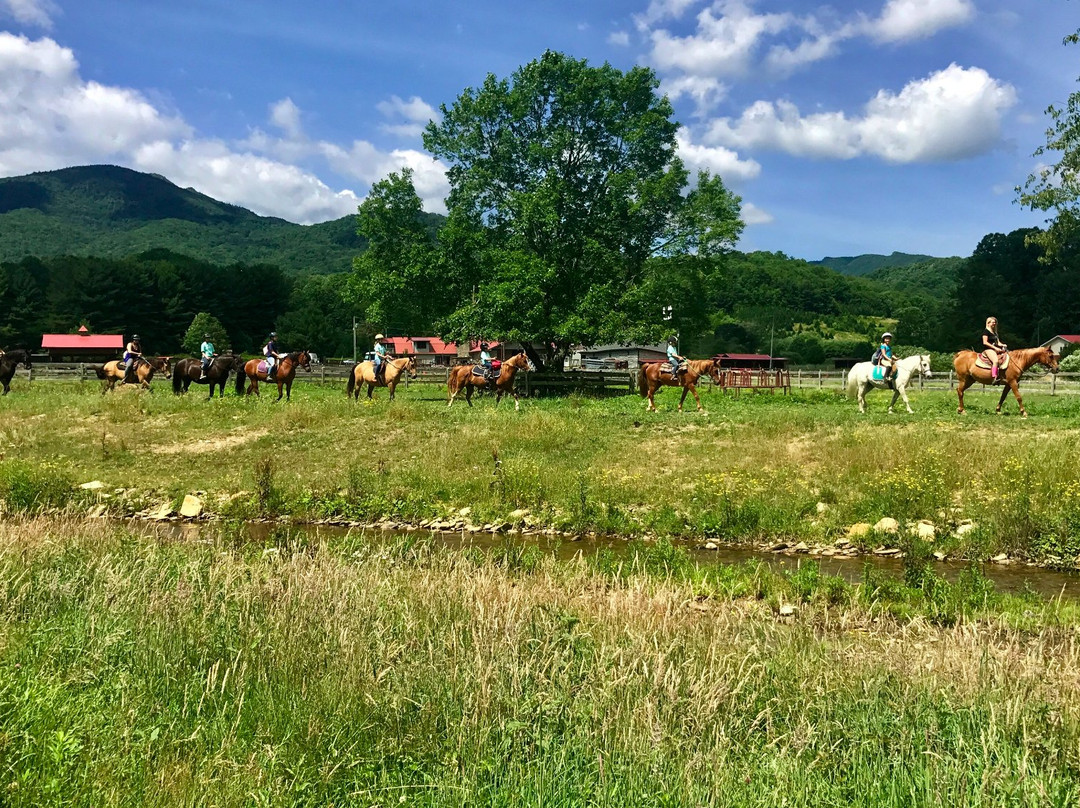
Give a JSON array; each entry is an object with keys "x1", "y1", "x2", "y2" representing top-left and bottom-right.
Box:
[{"x1": 0, "y1": 519, "x2": 1078, "y2": 805}]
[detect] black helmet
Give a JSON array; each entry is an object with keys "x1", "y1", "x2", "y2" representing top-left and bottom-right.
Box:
[
  {"x1": 667, "y1": 335, "x2": 677, "y2": 344},
  {"x1": 480, "y1": 342, "x2": 489, "y2": 349},
  {"x1": 132, "y1": 334, "x2": 140, "y2": 340},
  {"x1": 203, "y1": 333, "x2": 210, "y2": 339},
  {"x1": 269, "y1": 331, "x2": 277, "y2": 338}
]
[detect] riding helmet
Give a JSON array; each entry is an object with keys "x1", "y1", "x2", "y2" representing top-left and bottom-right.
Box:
[
  {"x1": 132, "y1": 334, "x2": 140, "y2": 341},
  {"x1": 480, "y1": 342, "x2": 489, "y2": 350},
  {"x1": 269, "y1": 331, "x2": 277, "y2": 338},
  {"x1": 203, "y1": 333, "x2": 210, "y2": 339},
  {"x1": 881, "y1": 332, "x2": 893, "y2": 340},
  {"x1": 375, "y1": 333, "x2": 385, "y2": 340}
]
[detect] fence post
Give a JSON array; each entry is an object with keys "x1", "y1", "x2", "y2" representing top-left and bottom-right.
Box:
[
  {"x1": 797, "y1": 369, "x2": 802, "y2": 388},
  {"x1": 949, "y1": 370, "x2": 954, "y2": 390},
  {"x1": 1052, "y1": 373, "x2": 1057, "y2": 396}
]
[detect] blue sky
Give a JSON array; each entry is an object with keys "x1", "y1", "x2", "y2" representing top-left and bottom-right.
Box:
[{"x1": 0, "y1": 0, "x2": 1076, "y2": 260}]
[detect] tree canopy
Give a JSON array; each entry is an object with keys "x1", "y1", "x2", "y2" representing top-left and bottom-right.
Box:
[{"x1": 417, "y1": 50, "x2": 743, "y2": 368}]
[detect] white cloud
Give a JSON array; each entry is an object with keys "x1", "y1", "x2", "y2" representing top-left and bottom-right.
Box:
[
  {"x1": 703, "y1": 64, "x2": 1017, "y2": 163},
  {"x1": 741, "y1": 201, "x2": 773, "y2": 225},
  {"x1": 869, "y1": 0, "x2": 974, "y2": 43},
  {"x1": 661, "y1": 75, "x2": 728, "y2": 116},
  {"x1": 607, "y1": 30, "x2": 630, "y2": 47},
  {"x1": 676, "y1": 128, "x2": 760, "y2": 183},
  {"x1": 634, "y1": 0, "x2": 699, "y2": 28},
  {"x1": 375, "y1": 94, "x2": 439, "y2": 139},
  {"x1": 0, "y1": 33, "x2": 449, "y2": 221},
  {"x1": 1, "y1": 0, "x2": 57, "y2": 29},
  {"x1": 648, "y1": 1, "x2": 793, "y2": 76}
]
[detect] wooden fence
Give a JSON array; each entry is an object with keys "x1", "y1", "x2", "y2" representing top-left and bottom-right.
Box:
[{"x1": 14, "y1": 363, "x2": 1080, "y2": 398}]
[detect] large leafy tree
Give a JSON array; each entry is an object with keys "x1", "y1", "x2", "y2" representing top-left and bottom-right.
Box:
[
  {"x1": 423, "y1": 51, "x2": 743, "y2": 368},
  {"x1": 349, "y1": 169, "x2": 442, "y2": 336},
  {"x1": 1017, "y1": 14, "x2": 1080, "y2": 260}
]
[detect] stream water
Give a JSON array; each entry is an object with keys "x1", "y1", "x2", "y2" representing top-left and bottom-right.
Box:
[{"x1": 139, "y1": 518, "x2": 1080, "y2": 601}]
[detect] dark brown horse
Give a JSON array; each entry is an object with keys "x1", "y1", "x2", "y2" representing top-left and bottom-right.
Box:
[
  {"x1": 173, "y1": 353, "x2": 243, "y2": 399},
  {"x1": 447, "y1": 351, "x2": 534, "y2": 411},
  {"x1": 954, "y1": 345, "x2": 1059, "y2": 417},
  {"x1": 638, "y1": 358, "x2": 721, "y2": 413},
  {"x1": 239, "y1": 350, "x2": 312, "y2": 401},
  {"x1": 346, "y1": 355, "x2": 417, "y2": 402},
  {"x1": 92, "y1": 355, "x2": 172, "y2": 393},
  {"x1": 0, "y1": 348, "x2": 32, "y2": 395}
]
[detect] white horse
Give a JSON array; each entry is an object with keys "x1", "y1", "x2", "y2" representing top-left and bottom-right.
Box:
[{"x1": 846, "y1": 354, "x2": 933, "y2": 414}]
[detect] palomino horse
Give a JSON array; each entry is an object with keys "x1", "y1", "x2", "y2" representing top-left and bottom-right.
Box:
[
  {"x1": 346, "y1": 355, "x2": 417, "y2": 402},
  {"x1": 238, "y1": 350, "x2": 312, "y2": 402},
  {"x1": 92, "y1": 355, "x2": 172, "y2": 393},
  {"x1": 638, "y1": 358, "x2": 720, "y2": 412},
  {"x1": 846, "y1": 354, "x2": 933, "y2": 414},
  {"x1": 954, "y1": 345, "x2": 1059, "y2": 417},
  {"x1": 173, "y1": 353, "x2": 244, "y2": 399},
  {"x1": 0, "y1": 348, "x2": 32, "y2": 395},
  {"x1": 447, "y1": 351, "x2": 534, "y2": 411}
]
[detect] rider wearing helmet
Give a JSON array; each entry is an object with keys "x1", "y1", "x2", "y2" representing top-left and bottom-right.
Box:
[
  {"x1": 123, "y1": 333, "x2": 143, "y2": 384},
  {"x1": 263, "y1": 331, "x2": 283, "y2": 381},
  {"x1": 666, "y1": 336, "x2": 686, "y2": 380},
  {"x1": 199, "y1": 332, "x2": 216, "y2": 380},
  {"x1": 479, "y1": 342, "x2": 494, "y2": 381},
  {"x1": 873, "y1": 332, "x2": 895, "y2": 387},
  {"x1": 373, "y1": 334, "x2": 388, "y2": 379}
]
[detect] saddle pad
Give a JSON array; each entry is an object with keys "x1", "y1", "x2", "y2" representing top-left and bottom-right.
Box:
[
  {"x1": 871, "y1": 365, "x2": 887, "y2": 381},
  {"x1": 471, "y1": 365, "x2": 486, "y2": 377},
  {"x1": 257, "y1": 360, "x2": 269, "y2": 375},
  {"x1": 660, "y1": 362, "x2": 674, "y2": 374},
  {"x1": 974, "y1": 352, "x2": 1009, "y2": 371}
]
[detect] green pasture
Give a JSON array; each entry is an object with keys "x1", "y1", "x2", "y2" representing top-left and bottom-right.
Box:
[
  {"x1": 2, "y1": 378, "x2": 1080, "y2": 563},
  {"x1": 0, "y1": 519, "x2": 1077, "y2": 806}
]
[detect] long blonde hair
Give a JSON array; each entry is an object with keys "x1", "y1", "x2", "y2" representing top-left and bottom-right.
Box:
[{"x1": 985, "y1": 317, "x2": 998, "y2": 335}]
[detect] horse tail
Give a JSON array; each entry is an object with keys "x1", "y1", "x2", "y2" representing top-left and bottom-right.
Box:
[
  {"x1": 637, "y1": 365, "x2": 649, "y2": 397},
  {"x1": 235, "y1": 364, "x2": 247, "y2": 395},
  {"x1": 89, "y1": 364, "x2": 107, "y2": 380},
  {"x1": 346, "y1": 366, "x2": 356, "y2": 397},
  {"x1": 845, "y1": 368, "x2": 858, "y2": 398},
  {"x1": 172, "y1": 365, "x2": 184, "y2": 394}
]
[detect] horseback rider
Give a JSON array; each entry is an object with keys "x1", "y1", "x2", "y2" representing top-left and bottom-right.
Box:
[
  {"x1": 981, "y1": 316, "x2": 1008, "y2": 381},
  {"x1": 373, "y1": 334, "x2": 389, "y2": 380},
  {"x1": 122, "y1": 334, "x2": 143, "y2": 384},
  {"x1": 872, "y1": 332, "x2": 896, "y2": 388},
  {"x1": 199, "y1": 333, "x2": 216, "y2": 379},
  {"x1": 666, "y1": 336, "x2": 685, "y2": 380},
  {"x1": 479, "y1": 342, "x2": 495, "y2": 381},
  {"x1": 263, "y1": 331, "x2": 284, "y2": 381}
]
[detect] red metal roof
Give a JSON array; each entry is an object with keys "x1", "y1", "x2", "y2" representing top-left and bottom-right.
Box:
[
  {"x1": 42, "y1": 333, "x2": 124, "y2": 350},
  {"x1": 1054, "y1": 335, "x2": 1080, "y2": 342},
  {"x1": 714, "y1": 353, "x2": 782, "y2": 361},
  {"x1": 380, "y1": 336, "x2": 459, "y2": 355}
]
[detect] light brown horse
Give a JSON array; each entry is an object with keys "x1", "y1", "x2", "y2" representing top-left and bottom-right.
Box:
[
  {"x1": 638, "y1": 358, "x2": 721, "y2": 413},
  {"x1": 239, "y1": 350, "x2": 312, "y2": 402},
  {"x1": 346, "y1": 355, "x2": 417, "y2": 401},
  {"x1": 953, "y1": 345, "x2": 1059, "y2": 417},
  {"x1": 447, "y1": 351, "x2": 534, "y2": 411},
  {"x1": 93, "y1": 355, "x2": 172, "y2": 393}
]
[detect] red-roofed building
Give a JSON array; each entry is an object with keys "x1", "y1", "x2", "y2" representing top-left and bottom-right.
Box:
[
  {"x1": 41, "y1": 326, "x2": 124, "y2": 362},
  {"x1": 379, "y1": 336, "x2": 461, "y2": 366},
  {"x1": 1042, "y1": 335, "x2": 1080, "y2": 354}
]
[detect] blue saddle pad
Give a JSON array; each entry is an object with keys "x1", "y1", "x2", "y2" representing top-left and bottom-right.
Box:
[{"x1": 871, "y1": 366, "x2": 886, "y2": 381}]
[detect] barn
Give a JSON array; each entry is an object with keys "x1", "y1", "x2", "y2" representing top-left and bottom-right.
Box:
[{"x1": 41, "y1": 326, "x2": 124, "y2": 362}]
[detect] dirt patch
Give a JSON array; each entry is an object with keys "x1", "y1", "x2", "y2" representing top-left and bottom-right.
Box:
[{"x1": 152, "y1": 429, "x2": 269, "y2": 455}]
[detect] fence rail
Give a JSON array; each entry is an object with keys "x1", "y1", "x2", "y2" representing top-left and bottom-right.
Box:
[{"x1": 13, "y1": 363, "x2": 1080, "y2": 397}]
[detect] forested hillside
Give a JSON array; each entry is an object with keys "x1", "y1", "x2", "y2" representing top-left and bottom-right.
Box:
[
  {"x1": 0, "y1": 166, "x2": 368, "y2": 274},
  {"x1": 814, "y1": 252, "x2": 937, "y2": 276}
]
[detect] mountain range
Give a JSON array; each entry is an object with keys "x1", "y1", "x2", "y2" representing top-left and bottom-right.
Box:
[{"x1": 0, "y1": 165, "x2": 947, "y2": 276}]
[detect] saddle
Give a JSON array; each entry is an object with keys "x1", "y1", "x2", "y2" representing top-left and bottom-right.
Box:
[
  {"x1": 974, "y1": 352, "x2": 1009, "y2": 372},
  {"x1": 471, "y1": 360, "x2": 501, "y2": 378},
  {"x1": 870, "y1": 365, "x2": 890, "y2": 382},
  {"x1": 257, "y1": 360, "x2": 271, "y2": 375},
  {"x1": 661, "y1": 361, "x2": 683, "y2": 376}
]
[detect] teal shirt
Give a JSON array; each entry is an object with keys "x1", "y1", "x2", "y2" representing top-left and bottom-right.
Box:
[
  {"x1": 666, "y1": 344, "x2": 679, "y2": 362},
  {"x1": 200, "y1": 341, "x2": 214, "y2": 359},
  {"x1": 374, "y1": 343, "x2": 387, "y2": 358},
  {"x1": 480, "y1": 350, "x2": 492, "y2": 364},
  {"x1": 878, "y1": 343, "x2": 892, "y2": 360}
]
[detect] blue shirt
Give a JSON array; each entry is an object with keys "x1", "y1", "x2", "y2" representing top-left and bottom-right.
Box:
[
  {"x1": 374, "y1": 342, "x2": 387, "y2": 358},
  {"x1": 878, "y1": 343, "x2": 892, "y2": 359},
  {"x1": 666, "y1": 344, "x2": 679, "y2": 362},
  {"x1": 200, "y1": 341, "x2": 214, "y2": 359},
  {"x1": 480, "y1": 350, "x2": 492, "y2": 364}
]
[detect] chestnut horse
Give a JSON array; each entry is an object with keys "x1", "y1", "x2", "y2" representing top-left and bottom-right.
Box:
[
  {"x1": 0, "y1": 348, "x2": 32, "y2": 395},
  {"x1": 92, "y1": 355, "x2": 172, "y2": 393},
  {"x1": 638, "y1": 358, "x2": 720, "y2": 412},
  {"x1": 954, "y1": 345, "x2": 1059, "y2": 417},
  {"x1": 447, "y1": 351, "x2": 534, "y2": 411},
  {"x1": 238, "y1": 350, "x2": 312, "y2": 402},
  {"x1": 346, "y1": 355, "x2": 417, "y2": 402}
]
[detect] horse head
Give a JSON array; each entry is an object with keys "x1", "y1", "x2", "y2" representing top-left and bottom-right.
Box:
[
  {"x1": 157, "y1": 356, "x2": 173, "y2": 378},
  {"x1": 1042, "y1": 347, "x2": 1060, "y2": 374},
  {"x1": 918, "y1": 354, "x2": 933, "y2": 378},
  {"x1": 405, "y1": 356, "x2": 418, "y2": 378},
  {"x1": 710, "y1": 358, "x2": 723, "y2": 384},
  {"x1": 507, "y1": 352, "x2": 534, "y2": 372},
  {"x1": 295, "y1": 350, "x2": 312, "y2": 371}
]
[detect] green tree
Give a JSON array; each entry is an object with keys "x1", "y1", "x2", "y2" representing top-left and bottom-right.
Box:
[
  {"x1": 1017, "y1": 13, "x2": 1080, "y2": 260},
  {"x1": 182, "y1": 313, "x2": 229, "y2": 356},
  {"x1": 423, "y1": 50, "x2": 742, "y2": 368},
  {"x1": 349, "y1": 169, "x2": 442, "y2": 336}
]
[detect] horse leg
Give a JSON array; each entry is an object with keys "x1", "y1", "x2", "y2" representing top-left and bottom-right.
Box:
[
  {"x1": 513, "y1": 389, "x2": 520, "y2": 412},
  {"x1": 999, "y1": 380, "x2": 1026, "y2": 417},
  {"x1": 956, "y1": 376, "x2": 973, "y2": 414},
  {"x1": 465, "y1": 384, "x2": 474, "y2": 407},
  {"x1": 688, "y1": 383, "x2": 705, "y2": 413},
  {"x1": 275, "y1": 382, "x2": 284, "y2": 402},
  {"x1": 366, "y1": 383, "x2": 374, "y2": 400},
  {"x1": 887, "y1": 387, "x2": 899, "y2": 414},
  {"x1": 857, "y1": 383, "x2": 866, "y2": 414},
  {"x1": 677, "y1": 385, "x2": 689, "y2": 412}
]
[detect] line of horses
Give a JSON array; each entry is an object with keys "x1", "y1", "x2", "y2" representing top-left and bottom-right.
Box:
[{"x1": 0, "y1": 344, "x2": 1063, "y2": 416}]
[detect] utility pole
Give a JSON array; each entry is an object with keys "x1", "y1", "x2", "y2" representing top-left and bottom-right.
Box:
[{"x1": 352, "y1": 317, "x2": 357, "y2": 364}]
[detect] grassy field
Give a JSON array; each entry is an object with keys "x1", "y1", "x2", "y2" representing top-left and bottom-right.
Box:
[
  {"x1": 1, "y1": 378, "x2": 1079, "y2": 564},
  {"x1": 0, "y1": 517, "x2": 1078, "y2": 806}
]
